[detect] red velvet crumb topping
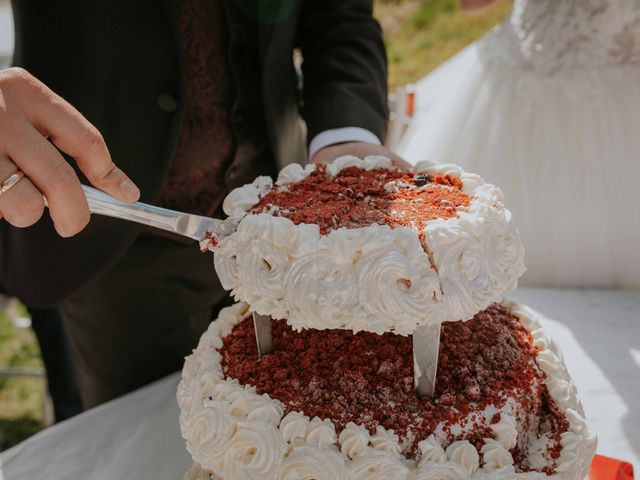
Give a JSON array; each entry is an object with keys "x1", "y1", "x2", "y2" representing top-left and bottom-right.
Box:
[
  {"x1": 219, "y1": 304, "x2": 568, "y2": 470},
  {"x1": 200, "y1": 230, "x2": 218, "y2": 252},
  {"x1": 250, "y1": 165, "x2": 471, "y2": 235}
]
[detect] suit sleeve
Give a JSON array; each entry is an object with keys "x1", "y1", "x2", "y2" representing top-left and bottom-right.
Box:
[{"x1": 298, "y1": 0, "x2": 389, "y2": 145}]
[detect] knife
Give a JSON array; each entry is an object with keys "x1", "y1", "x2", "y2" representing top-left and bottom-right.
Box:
[{"x1": 81, "y1": 185, "x2": 236, "y2": 247}]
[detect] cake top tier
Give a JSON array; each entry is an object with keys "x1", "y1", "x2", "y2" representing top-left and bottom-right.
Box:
[{"x1": 211, "y1": 156, "x2": 525, "y2": 334}]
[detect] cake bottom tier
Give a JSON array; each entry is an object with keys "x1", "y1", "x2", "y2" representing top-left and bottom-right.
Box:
[{"x1": 178, "y1": 301, "x2": 596, "y2": 480}]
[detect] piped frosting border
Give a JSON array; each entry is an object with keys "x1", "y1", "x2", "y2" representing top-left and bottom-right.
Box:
[
  {"x1": 211, "y1": 156, "x2": 526, "y2": 334},
  {"x1": 178, "y1": 301, "x2": 596, "y2": 480}
]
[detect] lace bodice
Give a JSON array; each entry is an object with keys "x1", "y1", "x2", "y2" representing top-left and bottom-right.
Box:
[{"x1": 481, "y1": 0, "x2": 640, "y2": 76}]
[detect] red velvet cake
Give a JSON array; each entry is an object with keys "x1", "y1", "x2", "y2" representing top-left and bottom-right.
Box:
[
  {"x1": 180, "y1": 157, "x2": 595, "y2": 480},
  {"x1": 249, "y1": 164, "x2": 471, "y2": 235}
]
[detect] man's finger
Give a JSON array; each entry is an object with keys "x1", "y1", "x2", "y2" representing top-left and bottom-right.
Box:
[
  {"x1": 0, "y1": 154, "x2": 46, "y2": 228},
  {"x1": 391, "y1": 156, "x2": 412, "y2": 172},
  {"x1": 3, "y1": 121, "x2": 90, "y2": 237},
  {"x1": 21, "y1": 80, "x2": 139, "y2": 202}
]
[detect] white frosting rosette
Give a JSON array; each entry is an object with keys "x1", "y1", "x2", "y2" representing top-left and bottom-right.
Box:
[
  {"x1": 183, "y1": 401, "x2": 235, "y2": 472},
  {"x1": 222, "y1": 421, "x2": 287, "y2": 480},
  {"x1": 184, "y1": 463, "x2": 222, "y2": 480},
  {"x1": 278, "y1": 445, "x2": 350, "y2": 480},
  {"x1": 178, "y1": 301, "x2": 596, "y2": 480},
  {"x1": 211, "y1": 156, "x2": 526, "y2": 334},
  {"x1": 349, "y1": 451, "x2": 411, "y2": 479}
]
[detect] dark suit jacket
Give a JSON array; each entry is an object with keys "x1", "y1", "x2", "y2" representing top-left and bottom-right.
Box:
[{"x1": 1, "y1": 0, "x2": 388, "y2": 307}]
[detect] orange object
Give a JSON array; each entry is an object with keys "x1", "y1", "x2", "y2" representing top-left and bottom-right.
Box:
[
  {"x1": 406, "y1": 91, "x2": 415, "y2": 118},
  {"x1": 590, "y1": 455, "x2": 635, "y2": 480}
]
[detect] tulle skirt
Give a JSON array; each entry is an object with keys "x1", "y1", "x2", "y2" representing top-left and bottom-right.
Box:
[{"x1": 397, "y1": 41, "x2": 640, "y2": 289}]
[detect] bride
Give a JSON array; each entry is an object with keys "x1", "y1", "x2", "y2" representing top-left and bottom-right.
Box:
[{"x1": 397, "y1": 0, "x2": 640, "y2": 289}]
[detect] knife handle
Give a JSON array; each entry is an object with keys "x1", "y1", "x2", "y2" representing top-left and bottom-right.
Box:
[{"x1": 81, "y1": 185, "x2": 191, "y2": 237}]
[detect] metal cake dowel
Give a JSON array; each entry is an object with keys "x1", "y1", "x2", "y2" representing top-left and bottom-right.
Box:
[
  {"x1": 252, "y1": 312, "x2": 273, "y2": 359},
  {"x1": 413, "y1": 323, "x2": 441, "y2": 398}
]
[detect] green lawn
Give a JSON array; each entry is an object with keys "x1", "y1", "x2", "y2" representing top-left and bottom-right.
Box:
[
  {"x1": 375, "y1": 0, "x2": 512, "y2": 90},
  {"x1": 0, "y1": 0, "x2": 511, "y2": 452},
  {"x1": 0, "y1": 307, "x2": 46, "y2": 451}
]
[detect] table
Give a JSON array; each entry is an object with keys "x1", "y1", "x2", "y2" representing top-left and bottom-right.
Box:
[{"x1": 1, "y1": 288, "x2": 638, "y2": 480}]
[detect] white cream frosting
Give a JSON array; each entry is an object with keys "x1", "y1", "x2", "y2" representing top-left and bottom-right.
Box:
[
  {"x1": 475, "y1": 465, "x2": 519, "y2": 479},
  {"x1": 279, "y1": 411, "x2": 310, "y2": 445},
  {"x1": 222, "y1": 421, "x2": 287, "y2": 480},
  {"x1": 178, "y1": 300, "x2": 595, "y2": 480},
  {"x1": 222, "y1": 176, "x2": 273, "y2": 222},
  {"x1": 211, "y1": 157, "x2": 526, "y2": 334},
  {"x1": 481, "y1": 439, "x2": 514, "y2": 471},
  {"x1": 338, "y1": 422, "x2": 371, "y2": 459},
  {"x1": 349, "y1": 452, "x2": 410, "y2": 479},
  {"x1": 418, "y1": 434, "x2": 447, "y2": 467},
  {"x1": 183, "y1": 401, "x2": 235, "y2": 472},
  {"x1": 306, "y1": 417, "x2": 338, "y2": 449},
  {"x1": 184, "y1": 463, "x2": 222, "y2": 480},
  {"x1": 278, "y1": 445, "x2": 349, "y2": 480},
  {"x1": 413, "y1": 462, "x2": 470, "y2": 480},
  {"x1": 491, "y1": 413, "x2": 519, "y2": 451},
  {"x1": 369, "y1": 425, "x2": 403, "y2": 459},
  {"x1": 504, "y1": 300, "x2": 598, "y2": 478},
  {"x1": 445, "y1": 441, "x2": 479, "y2": 476},
  {"x1": 275, "y1": 163, "x2": 317, "y2": 187}
]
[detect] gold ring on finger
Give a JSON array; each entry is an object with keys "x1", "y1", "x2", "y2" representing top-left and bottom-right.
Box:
[{"x1": 0, "y1": 170, "x2": 25, "y2": 196}]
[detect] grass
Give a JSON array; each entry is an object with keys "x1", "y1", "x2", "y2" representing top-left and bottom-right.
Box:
[
  {"x1": 0, "y1": 307, "x2": 46, "y2": 451},
  {"x1": 0, "y1": 0, "x2": 509, "y2": 452},
  {"x1": 375, "y1": 0, "x2": 513, "y2": 90}
]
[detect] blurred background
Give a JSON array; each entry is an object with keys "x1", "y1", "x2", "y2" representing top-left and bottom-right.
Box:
[{"x1": 0, "y1": 0, "x2": 512, "y2": 451}]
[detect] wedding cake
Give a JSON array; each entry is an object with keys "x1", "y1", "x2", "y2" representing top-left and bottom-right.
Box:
[{"x1": 180, "y1": 156, "x2": 596, "y2": 479}]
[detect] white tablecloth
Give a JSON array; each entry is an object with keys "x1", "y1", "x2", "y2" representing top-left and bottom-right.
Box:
[{"x1": 1, "y1": 288, "x2": 638, "y2": 480}]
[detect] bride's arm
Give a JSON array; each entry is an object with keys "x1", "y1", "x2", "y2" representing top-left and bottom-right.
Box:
[{"x1": 460, "y1": 0, "x2": 504, "y2": 15}]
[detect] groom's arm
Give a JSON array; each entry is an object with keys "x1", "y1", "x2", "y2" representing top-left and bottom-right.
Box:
[{"x1": 298, "y1": 0, "x2": 391, "y2": 159}]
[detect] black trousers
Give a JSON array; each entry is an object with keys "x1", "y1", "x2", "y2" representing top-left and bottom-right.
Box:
[
  {"x1": 29, "y1": 306, "x2": 83, "y2": 421},
  {"x1": 59, "y1": 234, "x2": 229, "y2": 409}
]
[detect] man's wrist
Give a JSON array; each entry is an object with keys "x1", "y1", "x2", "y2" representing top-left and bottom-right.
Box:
[{"x1": 308, "y1": 127, "x2": 381, "y2": 159}]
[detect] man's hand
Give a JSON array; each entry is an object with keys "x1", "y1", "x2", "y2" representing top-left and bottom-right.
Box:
[
  {"x1": 0, "y1": 67, "x2": 140, "y2": 237},
  {"x1": 311, "y1": 141, "x2": 412, "y2": 171}
]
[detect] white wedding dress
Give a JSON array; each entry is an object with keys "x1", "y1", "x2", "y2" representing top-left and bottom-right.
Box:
[{"x1": 397, "y1": 0, "x2": 640, "y2": 289}]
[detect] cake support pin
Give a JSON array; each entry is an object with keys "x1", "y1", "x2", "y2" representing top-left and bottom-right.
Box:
[
  {"x1": 413, "y1": 323, "x2": 441, "y2": 398},
  {"x1": 252, "y1": 312, "x2": 273, "y2": 359}
]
